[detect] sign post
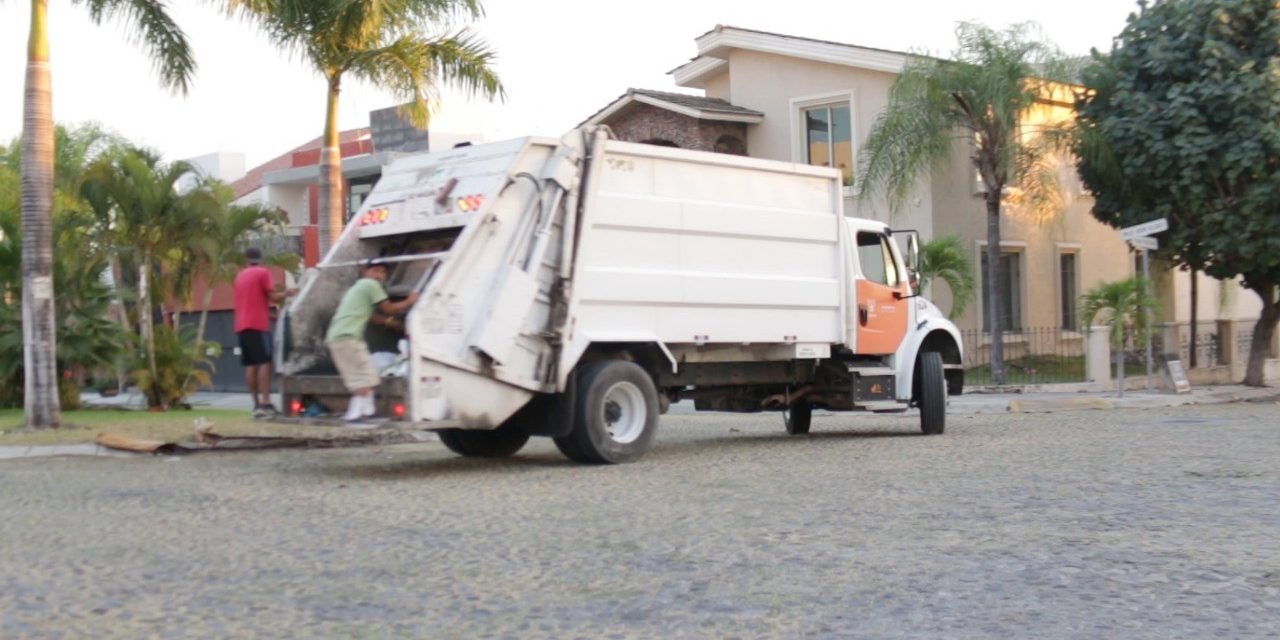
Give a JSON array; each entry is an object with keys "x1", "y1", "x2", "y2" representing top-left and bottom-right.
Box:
[
  {"x1": 1120, "y1": 218, "x2": 1169, "y2": 242},
  {"x1": 1121, "y1": 219, "x2": 1166, "y2": 392}
]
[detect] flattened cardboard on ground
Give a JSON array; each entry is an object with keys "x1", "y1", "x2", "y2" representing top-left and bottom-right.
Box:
[{"x1": 95, "y1": 426, "x2": 414, "y2": 455}]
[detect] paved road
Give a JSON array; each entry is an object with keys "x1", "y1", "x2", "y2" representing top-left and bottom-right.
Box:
[{"x1": 2, "y1": 403, "x2": 1277, "y2": 638}]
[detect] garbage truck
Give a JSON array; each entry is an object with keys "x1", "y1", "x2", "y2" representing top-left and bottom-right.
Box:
[{"x1": 276, "y1": 127, "x2": 964, "y2": 464}]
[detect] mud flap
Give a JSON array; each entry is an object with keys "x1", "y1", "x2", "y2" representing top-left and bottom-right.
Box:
[{"x1": 517, "y1": 370, "x2": 577, "y2": 437}]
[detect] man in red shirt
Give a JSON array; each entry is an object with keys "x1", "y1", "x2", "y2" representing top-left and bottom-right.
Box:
[{"x1": 234, "y1": 247, "x2": 295, "y2": 417}]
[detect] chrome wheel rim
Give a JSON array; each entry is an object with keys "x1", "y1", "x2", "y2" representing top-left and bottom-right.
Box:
[{"x1": 601, "y1": 381, "x2": 646, "y2": 444}]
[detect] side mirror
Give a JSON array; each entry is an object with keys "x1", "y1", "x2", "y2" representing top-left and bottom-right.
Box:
[{"x1": 906, "y1": 233, "x2": 920, "y2": 273}]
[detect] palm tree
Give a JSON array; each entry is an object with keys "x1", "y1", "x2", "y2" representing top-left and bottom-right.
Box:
[
  {"x1": 20, "y1": 0, "x2": 195, "y2": 428},
  {"x1": 81, "y1": 147, "x2": 202, "y2": 405},
  {"x1": 228, "y1": 0, "x2": 504, "y2": 253},
  {"x1": 856, "y1": 22, "x2": 1075, "y2": 384},
  {"x1": 917, "y1": 235, "x2": 976, "y2": 320},
  {"x1": 1079, "y1": 276, "x2": 1158, "y2": 397},
  {"x1": 0, "y1": 138, "x2": 124, "y2": 411}
]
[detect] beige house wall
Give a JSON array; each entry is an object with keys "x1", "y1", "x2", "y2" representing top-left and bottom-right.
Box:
[
  {"x1": 712, "y1": 50, "x2": 935, "y2": 242},
  {"x1": 702, "y1": 72, "x2": 730, "y2": 101}
]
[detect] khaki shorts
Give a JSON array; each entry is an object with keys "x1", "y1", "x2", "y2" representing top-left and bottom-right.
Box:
[{"x1": 328, "y1": 339, "x2": 380, "y2": 391}]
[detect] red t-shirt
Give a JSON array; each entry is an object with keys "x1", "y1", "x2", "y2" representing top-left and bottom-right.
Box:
[{"x1": 234, "y1": 265, "x2": 274, "y2": 332}]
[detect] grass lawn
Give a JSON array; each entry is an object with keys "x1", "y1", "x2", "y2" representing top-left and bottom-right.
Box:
[{"x1": 0, "y1": 408, "x2": 297, "y2": 447}]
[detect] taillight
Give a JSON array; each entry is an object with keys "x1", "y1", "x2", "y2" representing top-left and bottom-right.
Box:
[
  {"x1": 290, "y1": 399, "x2": 303, "y2": 416},
  {"x1": 456, "y1": 194, "x2": 486, "y2": 212},
  {"x1": 359, "y1": 208, "x2": 390, "y2": 226},
  {"x1": 393, "y1": 403, "x2": 406, "y2": 419}
]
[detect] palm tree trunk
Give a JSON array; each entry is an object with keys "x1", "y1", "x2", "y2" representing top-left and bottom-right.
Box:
[
  {"x1": 110, "y1": 255, "x2": 133, "y2": 334},
  {"x1": 21, "y1": 0, "x2": 61, "y2": 429},
  {"x1": 195, "y1": 286, "x2": 214, "y2": 352},
  {"x1": 1243, "y1": 285, "x2": 1278, "y2": 387},
  {"x1": 985, "y1": 193, "x2": 1005, "y2": 385},
  {"x1": 138, "y1": 249, "x2": 159, "y2": 406},
  {"x1": 318, "y1": 78, "x2": 345, "y2": 256}
]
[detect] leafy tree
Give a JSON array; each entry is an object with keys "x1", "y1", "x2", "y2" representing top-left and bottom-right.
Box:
[
  {"x1": 19, "y1": 0, "x2": 195, "y2": 428},
  {"x1": 1080, "y1": 276, "x2": 1159, "y2": 397},
  {"x1": 856, "y1": 22, "x2": 1076, "y2": 384},
  {"x1": 228, "y1": 0, "x2": 504, "y2": 251},
  {"x1": 917, "y1": 235, "x2": 976, "y2": 320},
  {"x1": 1074, "y1": 0, "x2": 1280, "y2": 386}
]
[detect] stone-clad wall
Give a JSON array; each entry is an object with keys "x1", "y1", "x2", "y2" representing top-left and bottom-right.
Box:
[{"x1": 605, "y1": 103, "x2": 749, "y2": 155}]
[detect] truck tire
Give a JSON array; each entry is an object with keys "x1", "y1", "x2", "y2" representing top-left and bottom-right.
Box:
[
  {"x1": 438, "y1": 420, "x2": 530, "y2": 458},
  {"x1": 554, "y1": 360, "x2": 659, "y2": 464},
  {"x1": 784, "y1": 401, "x2": 812, "y2": 435},
  {"x1": 917, "y1": 350, "x2": 946, "y2": 435}
]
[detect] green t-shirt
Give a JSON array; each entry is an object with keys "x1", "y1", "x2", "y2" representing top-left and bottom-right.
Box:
[{"x1": 325, "y1": 278, "x2": 389, "y2": 342}]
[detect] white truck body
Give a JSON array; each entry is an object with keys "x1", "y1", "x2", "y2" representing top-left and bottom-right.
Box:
[{"x1": 280, "y1": 128, "x2": 963, "y2": 462}]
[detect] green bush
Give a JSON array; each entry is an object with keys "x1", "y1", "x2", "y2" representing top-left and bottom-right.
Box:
[{"x1": 130, "y1": 324, "x2": 218, "y2": 410}]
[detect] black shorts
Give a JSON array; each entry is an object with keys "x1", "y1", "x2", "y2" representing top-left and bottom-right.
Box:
[{"x1": 238, "y1": 330, "x2": 273, "y2": 366}]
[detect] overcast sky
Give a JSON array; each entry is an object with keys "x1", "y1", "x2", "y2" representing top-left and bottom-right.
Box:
[{"x1": 1, "y1": 0, "x2": 1138, "y2": 168}]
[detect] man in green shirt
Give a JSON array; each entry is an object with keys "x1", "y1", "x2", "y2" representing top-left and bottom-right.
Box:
[{"x1": 327, "y1": 259, "x2": 419, "y2": 422}]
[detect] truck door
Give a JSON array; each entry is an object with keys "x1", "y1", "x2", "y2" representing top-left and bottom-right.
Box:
[{"x1": 854, "y1": 231, "x2": 909, "y2": 355}]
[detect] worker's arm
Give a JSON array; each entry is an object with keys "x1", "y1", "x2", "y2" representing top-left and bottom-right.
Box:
[
  {"x1": 269, "y1": 287, "x2": 298, "y2": 304},
  {"x1": 376, "y1": 291, "x2": 419, "y2": 316}
]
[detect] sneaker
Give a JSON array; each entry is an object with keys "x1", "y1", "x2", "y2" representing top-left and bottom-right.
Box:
[{"x1": 251, "y1": 406, "x2": 268, "y2": 419}]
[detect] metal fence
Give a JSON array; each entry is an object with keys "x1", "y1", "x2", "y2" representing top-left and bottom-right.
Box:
[
  {"x1": 1158, "y1": 322, "x2": 1223, "y2": 368},
  {"x1": 963, "y1": 320, "x2": 1270, "y2": 388},
  {"x1": 961, "y1": 327, "x2": 1089, "y2": 386}
]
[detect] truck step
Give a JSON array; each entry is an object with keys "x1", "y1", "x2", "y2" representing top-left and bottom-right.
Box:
[
  {"x1": 859, "y1": 401, "x2": 909, "y2": 413},
  {"x1": 846, "y1": 366, "x2": 898, "y2": 377}
]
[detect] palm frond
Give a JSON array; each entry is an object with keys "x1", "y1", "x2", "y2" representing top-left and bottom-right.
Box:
[
  {"x1": 1079, "y1": 276, "x2": 1160, "y2": 348},
  {"x1": 77, "y1": 0, "x2": 197, "y2": 94},
  {"x1": 917, "y1": 235, "x2": 976, "y2": 319}
]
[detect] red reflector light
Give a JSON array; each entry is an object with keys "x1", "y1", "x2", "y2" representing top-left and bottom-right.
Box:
[
  {"x1": 289, "y1": 399, "x2": 303, "y2": 416},
  {"x1": 393, "y1": 403, "x2": 406, "y2": 419}
]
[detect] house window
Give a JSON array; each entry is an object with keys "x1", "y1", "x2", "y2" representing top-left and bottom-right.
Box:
[
  {"x1": 803, "y1": 103, "x2": 853, "y2": 186},
  {"x1": 857, "y1": 232, "x2": 899, "y2": 286},
  {"x1": 347, "y1": 177, "x2": 377, "y2": 219},
  {"x1": 1060, "y1": 252, "x2": 1078, "y2": 331},
  {"x1": 980, "y1": 251, "x2": 1022, "y2": 332}
]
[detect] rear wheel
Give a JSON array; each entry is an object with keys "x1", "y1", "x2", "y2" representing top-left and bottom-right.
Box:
[
  {"x1": 554, "y1": 360, "x2": 659, "y2": 464},
  {"x1": 783, "y1": 401, "x2": 812, "y2": 435},
  {"x1": 438, "y1": 420, "x2": 530, "y2": 458},
  {"x1": 916, "y1": 351, "x2": 946, "y2": 435}
]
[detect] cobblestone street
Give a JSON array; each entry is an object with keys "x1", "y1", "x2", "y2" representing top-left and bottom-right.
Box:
[{"x1": 2, "y1": 402, "x2": 1277, "y2": 638}]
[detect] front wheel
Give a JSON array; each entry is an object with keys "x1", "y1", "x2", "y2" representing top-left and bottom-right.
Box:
[
  {"x1": 554, "y1": 360, "x2": 659, "y2": 464},
  {"x1": 438, "y1": 420, "x2": 531, "y2": 458},
  {"x1": 916, "y1": 351, "x2": 946, "y2": 435},
  {"x1": 783, "y1": 401, "x2": 812, "y2": 435}
]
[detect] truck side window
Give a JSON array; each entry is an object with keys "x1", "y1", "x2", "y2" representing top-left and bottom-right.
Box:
[{"x1": 857, "y1": 232, "x2": 899, "y2": 286}]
